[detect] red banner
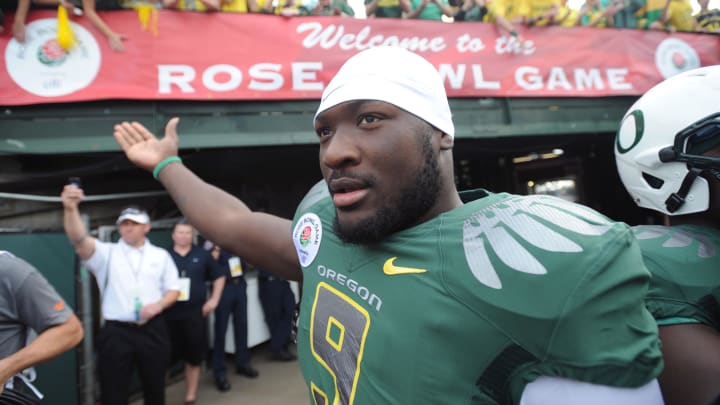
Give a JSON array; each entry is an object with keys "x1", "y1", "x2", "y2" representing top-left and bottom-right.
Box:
[{"x1": 1, "y1": 10, "x2": 719, "y2": 106}]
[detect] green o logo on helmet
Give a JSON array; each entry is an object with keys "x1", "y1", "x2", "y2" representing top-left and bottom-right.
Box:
[{"x1": 616, "y1": 110, "x2": 645, "y2": 154}]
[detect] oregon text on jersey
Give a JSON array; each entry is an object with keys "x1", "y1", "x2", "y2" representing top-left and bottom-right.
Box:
[{"x1": 316, "y1": 264, "x2": 382, "y2": 311}]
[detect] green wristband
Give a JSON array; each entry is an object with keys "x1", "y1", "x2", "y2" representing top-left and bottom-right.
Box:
[{"x1": 152, "y1": 156, "x2": 182, "y2": 180}]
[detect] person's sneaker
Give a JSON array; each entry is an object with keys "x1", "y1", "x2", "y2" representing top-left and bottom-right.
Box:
[
  {"x1": 236, "y1": 365, "x2": 259, "y2": 378},
  {"x1": 270, "y1": 351, "x2": 297, "y2": 362},
  {"x1": 214, "y1": 376, "x2": 231, "y2": 392}
]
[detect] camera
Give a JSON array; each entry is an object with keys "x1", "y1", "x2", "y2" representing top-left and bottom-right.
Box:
[{"x1": 68, "y1": 177, "x2": 82, "y2": 188}]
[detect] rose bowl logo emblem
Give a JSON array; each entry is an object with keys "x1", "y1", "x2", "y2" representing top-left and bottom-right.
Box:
[
  {"x1": 5, "y1": 18, "x2": 101, "y2": 97},
  {"x1": 300, "y1": 226, "x2": 312, "y2": 248},
  {"x1": 37, "y1": 39, "x2": 68, "y2": 66},
  {"x1": 293, "y1": 213, "x2": 322, "y2": 267},
  {"x1": 655, "y1": 38, "x2": 700, "y2": 79}
]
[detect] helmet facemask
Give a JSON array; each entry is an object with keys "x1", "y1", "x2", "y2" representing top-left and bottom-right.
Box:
[
  {"x1": 615, "y1": 66, "x2": 720, "y2": 216},
  {"x1": 657, "y1": 112, "x2": 720, "y2": 212}
]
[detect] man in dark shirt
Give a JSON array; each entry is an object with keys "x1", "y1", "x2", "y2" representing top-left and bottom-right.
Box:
[{"x1": 165, "y1": 219, "x2": 225, "y2": 405}]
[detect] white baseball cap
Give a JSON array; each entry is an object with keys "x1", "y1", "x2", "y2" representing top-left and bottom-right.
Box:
[
  {"x1": 116, "y1": 207, "x2": 150, "y2": 225},
  {"x1": 315, "y1": 46, "x2": 454, "y2": 138}
]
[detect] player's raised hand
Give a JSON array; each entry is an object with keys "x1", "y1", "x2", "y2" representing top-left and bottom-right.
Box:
[{"x1": 114, "y1": 117, "x2": 181, "y2": 172}]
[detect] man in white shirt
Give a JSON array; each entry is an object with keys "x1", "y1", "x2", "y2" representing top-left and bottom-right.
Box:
[{"x1": 61, "y1": 185, "x2": 180, "y2": 405}]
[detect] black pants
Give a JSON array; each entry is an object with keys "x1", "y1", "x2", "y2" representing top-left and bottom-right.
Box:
[
  {"x1": 166, "y1": 310, "x2": 207, "y2": 366},
  {"x1": 258, "y1": 278, "x2": 295, "y2": 354},
  {"x1": 212, "y1": 279, "x2": 250, "y2": 379},
  {"x1": 97, "y1": 317, "x2": 170, "y2": 405}
]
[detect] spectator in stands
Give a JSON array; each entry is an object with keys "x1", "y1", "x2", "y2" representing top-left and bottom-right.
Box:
[
  {"x1": 552, "y1": 0, "x2": 580, "y2": 26},
  {"x1": 1, "y1": 0, "x2": 81, "y2": 44},
  {"x1": 636, "y1": 0, "x2": 671, "y2": 30},
  {"x1": 695, "y1": 0, "x2": 720, "y2": 32},
  {"x1": 163, "y1": 0, "x2": 221, "y2": 11},
  {"x1": 218, "y1": 0, "x2": 251, "y2": 11},
  {"x1": 664, "y1": 0, "x2": 701, "y2": 31},
  {"x1": 253, "y1": 0, "x2": 311, "y2": 16},
  {"x1": 251, "y1": 0, "x2": 271, "y2": 13},
  {"x1": 525, "y1": 0, "x2": 562, "y2": 26},
  {"x1": 484, "y1": 0, "x2": 527, "y2": 39},
  {"x1": 402, "y1": 0, "x2": 455, "y2": 20},
  {"x1": 578, "y1": 0, "x2": 607, "y2": 26},
  {"x1": 310, "y1": 0, "x2": 354, "y2": 16},
  {"x1": 164, "y1": 0, "x2": 250, "y2": 13},
  {"x1": 365, "y1": 0, "x2": 409, "y2": 18},
  {"x1": 603, "y1": 0, "x2": 643, "y2": 28},
  {"x1": 81, "y1": 0, "x2": 127, "y2": 51},
  {"x1": 452, "y1": 0, "x2": 487, "y2": 22}
]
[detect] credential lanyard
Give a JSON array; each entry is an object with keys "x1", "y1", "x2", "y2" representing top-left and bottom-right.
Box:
[{"x1": 122, "y1": 245, "x2": 146, "y2": 321}]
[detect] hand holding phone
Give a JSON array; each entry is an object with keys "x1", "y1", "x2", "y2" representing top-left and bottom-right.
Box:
[{"x1": 68, "y1": 177, "x2": 82, "y2": 188}]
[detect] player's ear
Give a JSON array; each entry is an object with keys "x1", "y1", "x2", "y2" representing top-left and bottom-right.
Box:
[{"x1": 439, "y1": 132, "x2": 453, "y2": 150}]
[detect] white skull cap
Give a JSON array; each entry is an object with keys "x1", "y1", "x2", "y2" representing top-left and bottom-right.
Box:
[{"x1": 314, "y1": 46, "x2": 454, "y2": 138}]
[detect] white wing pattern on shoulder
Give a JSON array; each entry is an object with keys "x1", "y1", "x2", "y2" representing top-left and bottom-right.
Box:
[
  {"x1": 297, "y1": 180, "x2": 331, "y2": 213},
  {"x1": 463, "y1": 195, "x2": 612, "y2": 289},
  {"x1": 633, "y1": 225, "x2": 716, "y2": 259}
]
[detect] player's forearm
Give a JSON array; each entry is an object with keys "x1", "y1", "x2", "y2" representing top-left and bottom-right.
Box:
[
  {"x1": 157, "y1": 163, "x2": 253, "y2": 250},
  {"x1": 0, "y1": 315, "x2": 83, "y2": 382}
]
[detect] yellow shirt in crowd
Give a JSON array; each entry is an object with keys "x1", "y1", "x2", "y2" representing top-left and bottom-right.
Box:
[{"x1": 666, "y1": 0, "x2": 696, "y2": 31}]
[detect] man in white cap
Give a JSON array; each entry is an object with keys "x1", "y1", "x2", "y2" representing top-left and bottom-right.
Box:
[
  {"x1": 112, "y1": 46, "x2": 663, "y2": 404},
  {"x1": 61, "y1": 187, "x2": 180, "y2": 405}
]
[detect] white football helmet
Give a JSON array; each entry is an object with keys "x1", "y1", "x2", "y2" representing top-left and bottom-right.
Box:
[{"x1": 615, "y1": 66, "x2": 720, "y2": 216}]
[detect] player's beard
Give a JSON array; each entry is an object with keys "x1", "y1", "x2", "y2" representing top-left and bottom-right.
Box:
[{"x1": 334, "y1": 128, "x2": 441, "y2": 245}]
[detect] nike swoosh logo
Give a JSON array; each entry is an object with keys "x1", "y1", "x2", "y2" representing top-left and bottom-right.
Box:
[{"x1": 383, "y1": 257, "x2": 427, "y2": 276}]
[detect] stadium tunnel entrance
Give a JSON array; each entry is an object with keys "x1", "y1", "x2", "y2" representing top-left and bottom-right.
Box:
[
  {"x1": 0, "y1": 97, "x2": 662, "y2": 230},
  {"x1": 0, "y1": 135, "x2": 659, "y2": 231}
]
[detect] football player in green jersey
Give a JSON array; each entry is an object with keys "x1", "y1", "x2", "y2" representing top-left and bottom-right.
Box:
[
  {"x1": 615, "y1": 65, "x2": 720, "y2": 405},
  {"x1": 114, "y1": 46, "x2": 663, "y2": 404}
]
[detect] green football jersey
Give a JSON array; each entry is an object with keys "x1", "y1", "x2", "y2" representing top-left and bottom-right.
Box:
[
  {"x1": 292, "y1": 183, "x2": 662, "y2": 405},
  {"x1": 633, "y1": 224, "x2": 720, "y2": 329}
]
